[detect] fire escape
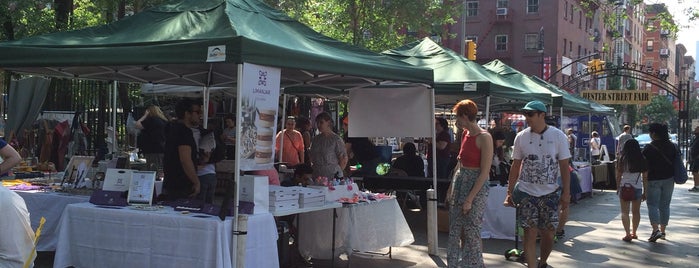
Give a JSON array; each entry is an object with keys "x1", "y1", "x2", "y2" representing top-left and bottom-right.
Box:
[{"x1": 478, "y1": 7, "x2": 513, "y2": 61}]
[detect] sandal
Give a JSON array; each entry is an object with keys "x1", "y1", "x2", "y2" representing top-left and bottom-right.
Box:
[
  {"x1": 631, "y1": 234, "x2": 638, "y2": 239},
  {"x1": 622, "y1": 234, "x2": 632, "y2": 242}
]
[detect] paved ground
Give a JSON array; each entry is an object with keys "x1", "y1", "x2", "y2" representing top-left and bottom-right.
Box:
[
  {"x1": 311, "y1": 183, "x2": 699, "y2": 268},
  {"x1": 37, "y1": 183, "x2": 699, "y2": 268}
]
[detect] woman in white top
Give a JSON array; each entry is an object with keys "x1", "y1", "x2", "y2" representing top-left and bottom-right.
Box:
[
  {"x1": 590, "y1": 131, "x2": 601, "y2": 161},
  {"x1": 615, "y1": 138, "x2": 648, "y2": 242}
]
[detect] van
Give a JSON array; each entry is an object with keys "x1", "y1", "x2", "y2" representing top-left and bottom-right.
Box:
[{"x1": 560, "y1": 115, "x2": 621, "y2": 161}]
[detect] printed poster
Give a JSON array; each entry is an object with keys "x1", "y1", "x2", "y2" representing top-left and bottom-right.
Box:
[{"x1": 238, "y1": 63, "x2": 281, "y2": 171}]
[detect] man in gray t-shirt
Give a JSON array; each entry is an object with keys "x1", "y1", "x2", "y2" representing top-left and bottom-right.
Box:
[{"x1": 616, "y1": 125, "x2": 633, "y2": 159}]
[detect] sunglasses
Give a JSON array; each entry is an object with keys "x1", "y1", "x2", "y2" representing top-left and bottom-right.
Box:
[{"x1": 523, "y1": 111, "x2": 539, "y2": 117}]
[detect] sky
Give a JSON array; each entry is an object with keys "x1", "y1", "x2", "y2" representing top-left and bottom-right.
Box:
[{"x1": 644, "y1": 0, "x2": 698, "y2": 59}]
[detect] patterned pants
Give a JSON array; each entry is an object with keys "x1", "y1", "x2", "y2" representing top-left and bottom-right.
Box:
[{"x1": 447, "y1": 168, "x2": 488, "y2": 268}]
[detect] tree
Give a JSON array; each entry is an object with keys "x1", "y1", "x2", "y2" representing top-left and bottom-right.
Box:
[
  {"x1": 262, "y1": 0, "x2": 460, "y2": 52},
  {"x1": 640, "y1": 95, "x2": 676, "y2": 127}
]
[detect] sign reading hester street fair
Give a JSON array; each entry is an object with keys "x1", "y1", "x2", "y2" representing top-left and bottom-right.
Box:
[{"x1": 580, "y1": 90, "x2": 651, "y2": 105}]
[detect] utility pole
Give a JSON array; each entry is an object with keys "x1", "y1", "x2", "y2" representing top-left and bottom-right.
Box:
[{"x1": 460, "y1": 0, "x2": 466, "y2": 56}]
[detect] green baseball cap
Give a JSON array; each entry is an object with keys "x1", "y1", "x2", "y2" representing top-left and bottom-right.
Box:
[{"x1": 522, "y1": 100, "x2": 547, "y2": 112}]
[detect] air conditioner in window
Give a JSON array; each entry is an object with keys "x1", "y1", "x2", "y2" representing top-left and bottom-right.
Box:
[
  {"x1": 659, "y1": 68, "x2": 668, "y2": 75},
  {"x1": 660, "y1": 29, "x2": 669, "y2": 35},
  {"x1": 660, "y1": 48, "x2": 669, "y2": 56},
  {"x1": 496, "y1": 8, "x2": 508, "y2": 15}
]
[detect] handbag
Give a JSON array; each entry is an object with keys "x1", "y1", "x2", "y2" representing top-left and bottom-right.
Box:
[
  {"x1": 649, "y1": 143, "x2": 688, "y2": 184},
  {"x1": 619, "y1": 174, "x2": 640, "y2": 201}
]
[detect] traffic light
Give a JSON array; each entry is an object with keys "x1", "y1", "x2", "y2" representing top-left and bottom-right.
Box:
[
  {"x1": 587, "y1": 59, "x2": 605, "y2": 75},
  {"x1": 466, "y1": 41, "x2": 477, "y2": 60}
]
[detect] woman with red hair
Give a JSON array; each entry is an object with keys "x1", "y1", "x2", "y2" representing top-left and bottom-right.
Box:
[{"x1": 445, "y1": 99, "x2": 492, "y2": 267}]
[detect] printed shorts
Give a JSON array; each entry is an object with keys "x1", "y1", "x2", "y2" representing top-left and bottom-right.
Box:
[{"x1": 517, "y1": 190, "x2": 560, "y2": 230}]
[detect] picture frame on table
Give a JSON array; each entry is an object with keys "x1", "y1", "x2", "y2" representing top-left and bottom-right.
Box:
[
  {"x1": 61, "y1": 156, "x2": 95, "y2": 187},
  {"x1": 127, "y1": 171, "x2": 156, "y2": 205}
]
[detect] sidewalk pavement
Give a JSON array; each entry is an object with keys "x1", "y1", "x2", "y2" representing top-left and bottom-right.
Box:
[
  {"x1": 35, "y1": 183, "x2": 699, "y2": 268},
  {"x1": 315, "y1": 183, "x2": 699, "y2": 268}
]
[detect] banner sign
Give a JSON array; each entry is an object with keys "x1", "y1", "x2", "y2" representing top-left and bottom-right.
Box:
[
  {"x1": 238, "y1": 63, "x2": 281, "y2": 171},
  {"x1": 580, "y1": 90, "x2": 651, "y2": 105}
]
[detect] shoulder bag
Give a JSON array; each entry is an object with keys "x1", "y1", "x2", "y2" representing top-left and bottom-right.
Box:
[
  {"x1": 648, "y1": 143, "x2": 688, "y2": 184},
  {"x1": 620, "y1": 173, "x2": 640, "y2": 201}
]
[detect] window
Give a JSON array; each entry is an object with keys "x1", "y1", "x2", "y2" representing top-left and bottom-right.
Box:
[
  {"x1": 564, "y1": 1, "x2": 568, "y2": 19},
  {"x1": 465, "y1": 1, "x2": 479, "y2": 17},
  {"x1": 570, "y1": 5, "x2": 574, "y2": 22},
  {"x1": 466, "y1": 35, "x2": 479, "y2": 44},
  {"x1": 497, "y1": 0, "x2": 508, "y2": 8},
  {"x1": 646, "y1": 40, "x2": 653, "y2": 51},
  {"x1": 563, "y1": 39, "x2": 567, "y2": 55},
  {"x1": 527, "y1": 0, "x2": 539, "y2": 13},
  {"x1": 578, "y1": 11, "x2": 582, "y2": 28},
  {"x1": 496, "y1": 35, "x2": 508, "y2": 51},
  {"x1": 525, "y1": 34, "x2": 539, "y2": 51}
]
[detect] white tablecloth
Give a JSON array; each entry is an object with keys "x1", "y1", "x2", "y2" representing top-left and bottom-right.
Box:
[
  {"x1": 53, "y1": 203, "x2": 278, "y2": 268},
  {"x1": 297, "y1": 198, "x2": 414, "y2": 259},
  {"x1": 576, "y1": 165, "x2": 593, "y2": 194},
  {"x1": 15, "y1": 191, "x2": 90, "y2": 251},
  {"x1": 481, "y1": 186, "x2": 516, "y2": 240}
]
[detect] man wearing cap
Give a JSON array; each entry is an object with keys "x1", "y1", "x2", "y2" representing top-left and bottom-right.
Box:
[{"x1": 504, "y1": 100, "x2": 571, "y2": 268}]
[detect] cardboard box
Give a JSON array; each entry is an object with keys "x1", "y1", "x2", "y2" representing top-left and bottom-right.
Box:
[
  {"x1": 438, "y1": 208, "x2": 449, "y2": 233},
  {"x1": 268, "y1": 200, "x2": 299, "y2": 212},
  {"x1": 239, "y1": 175, "x2": 269, "y2": 214}
]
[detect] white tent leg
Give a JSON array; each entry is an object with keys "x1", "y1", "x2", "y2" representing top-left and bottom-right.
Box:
[{"x1": 428, "y1": 89, "x2": 438, "y2": 255}]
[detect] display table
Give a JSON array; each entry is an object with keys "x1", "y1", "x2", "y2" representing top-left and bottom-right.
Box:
[
  {"x1": 481, "y1": 186, "x2": 516, "y2": 240},
  {"x1": 53, "y1": 203, "x2": 278, "y2": 268},
  {"x1": 297, "y1": 198, "x2": 414, "y2": 259},
  {"x1": 575, "y1": 165, "x2": 593, "y2": 194},
  {"x1": 15, "y1": 190, "x2": 90, "y2": 251}
]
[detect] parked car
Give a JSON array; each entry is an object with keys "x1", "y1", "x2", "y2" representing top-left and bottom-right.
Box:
[{"x1": 635, "y1": 133, "x2": 677, "y2": 150}]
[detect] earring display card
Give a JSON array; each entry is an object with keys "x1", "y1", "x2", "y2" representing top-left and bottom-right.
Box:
[
  {"x1": 103, "y1": 168, "x2": 134, "y2": 192},
  {"x1": 128, "y1": 171, "x2": 156, "y2": 205}
]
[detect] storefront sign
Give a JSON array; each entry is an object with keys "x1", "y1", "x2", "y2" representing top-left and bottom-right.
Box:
[{"x1": 580, "y1": 90, "x2": 651, "y2": 105}]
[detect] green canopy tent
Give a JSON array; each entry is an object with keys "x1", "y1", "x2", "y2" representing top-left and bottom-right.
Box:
[
  {"x1": 0, "y1": 0, "x2": 432, "y2": 88},
  {"x1": 379, "y1": 38, "x2": 552, "y2": 112},
  {"x1": 0, "y1": 0, "x2": 442, "y2": 263}
]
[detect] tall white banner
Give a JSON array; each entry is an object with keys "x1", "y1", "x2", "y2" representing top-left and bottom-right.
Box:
[{"x1": 238, "y1": 63, "x2": 281, "y2": 171}]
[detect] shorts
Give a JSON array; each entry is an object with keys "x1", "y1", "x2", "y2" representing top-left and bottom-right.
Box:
[
  {"x1": 690, "y1": 158, "x2": 699, "y2": 173},
  {"x1": 517, "y1": 190, "x2": 560, "y2": 230}
]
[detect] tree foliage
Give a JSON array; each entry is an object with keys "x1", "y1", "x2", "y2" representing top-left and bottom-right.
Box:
[
  {"x1": 0, "y1": 0, "x2": 167, "y2": 41},
  {"x1": 640, "y1": 95, "x2": 675, "y2": 126},
  {"x1": 262, "y1": 0, "x2": 460, "y2": 52}
]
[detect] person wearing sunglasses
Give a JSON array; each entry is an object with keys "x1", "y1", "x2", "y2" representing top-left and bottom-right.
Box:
[
  {"x1": 504, "y1": 100, "x2": 571, "y2": 268},
  {"x1": 161, "y1": 98, "x2": 203, "y2": 200}
]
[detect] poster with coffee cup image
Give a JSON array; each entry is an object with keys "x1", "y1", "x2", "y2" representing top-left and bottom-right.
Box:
[{"x1": 238, "y1": 63, "x2": 281, "y2": 171}]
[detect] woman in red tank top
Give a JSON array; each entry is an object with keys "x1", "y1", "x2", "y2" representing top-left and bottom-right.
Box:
[{"x1": 445, "y1": 99, "x2": 493, "y2": 267}]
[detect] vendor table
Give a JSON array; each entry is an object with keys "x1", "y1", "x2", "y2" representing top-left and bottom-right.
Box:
[
  {"x1": 296, "y1": 198, "x2": 414, "y2": 260},
  {"x1": 53, "y1": 203, "x2": 278, "y2": 268},
  {"x1": 575, "y1": 165, "x2": 593, "y2": 194},
  {"x1": 481, "y1": 186, "x2": 516, "y2": 240},
  {"x1": 15, "y1": 191, "x2": 90, "y2": 251}
]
